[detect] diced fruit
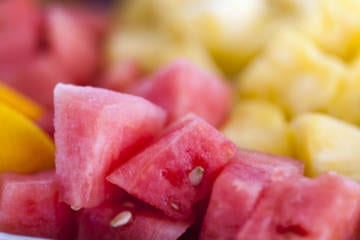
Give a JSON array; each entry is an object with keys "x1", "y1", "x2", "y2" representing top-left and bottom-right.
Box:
[
  {"x1": 46, "y1": 5, "x2": 98, "y2": 84},
  {"x1": 236, "y1": 173, "x2": 360, "y2": 239},
  {"x1": 237, "y1": 30, "x2": 346, "y2": 117},
  {"x1": 179, "y1": 0, "x2": 270, "y2": 77},
  {"x1": 291, "y1": 113, "x2": 360, "y2": 180},
  {"x1": 200, "y1": 150, "x2": 303, "y2": 240},
  {"x1": 326, "y1": 59, "x2": 360, "y2": 125},
  {"x1": 105, "y1": 29, "x2": 221, "y2": 76},
  {"x1": 99, "y1": 59, "x2": 143, "y2": 92},
  {"x1": 301, "y1": 0, "x2": 360, "y2": 62},
  {"x1": 54, "y1": 83, "x2": 166, "y2": 209},
  {"x1": 0, "y1": 83, "x2": 43, "y2": 120},
  {"x1": 222, "y1": 100, "x2": 291, "y2": 156},
  {"x1": 12, "y1": 55, "x2": 70, "y2": 109},
  {"x1": 77, "y1": 197, "x2": 190, "y2": 240},
  {"x1": 0, "y1": 171, "x2": 75, "y2": 239},
  {"x1": 0, "y1": 102, "x2": 54, "y2": 173},
  {"x1": 130, "y1": 59, "x2": 232, "y2": 127},
  {"x1": 0, "y1": 0, "x2": 39, "y2": 73},
  {"x1": 107, "y1": 114, "x2": 238, "y2": 220}
]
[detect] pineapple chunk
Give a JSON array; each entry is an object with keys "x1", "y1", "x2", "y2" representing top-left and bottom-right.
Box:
[
  {"x1": 301, "y1": 0, "x2": 360, "y2": 62},
  {"x1": 237, "y1": 30, "x2": 346, "y2": 117},
  {"x1": 291, "y1": 113, "x2": 360, "y2": 181},
  {"x1": 326, "y1": 59, "x2": 360, "y2": 125},
  {"x1": 110, "y1": 0, "x2": 316, "y2": 77},
  {"x1": 221, "y1": 100, "x2": 291, "y2": 156},
  {"x1": 105, "y1": 29, "x2": 220, "y2": 75}
]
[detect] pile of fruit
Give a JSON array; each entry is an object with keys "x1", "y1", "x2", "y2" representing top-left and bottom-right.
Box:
[
  {"x1": 2, "y1": 0, "x2": 360, "y2": 239},
  {"x1": 108, "y1": 0, "x2": 360, "y2": 181}
]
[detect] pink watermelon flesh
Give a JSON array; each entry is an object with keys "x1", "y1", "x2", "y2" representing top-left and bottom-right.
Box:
[
  {"x1": 14, "y1": 55, "x2": 70, "y2": 109},
  {"x1": 0, "y1": 0, "x2": 39, "y2": 74},
  {"x1": 0, "y1": 171, "x2": 75, "y2": 239},
  {"x1": 99, "y1": 59, "x2": 143, "y2": 92},
  {"x1": 129, "y1": 59, "x2": 232, "y2": 127},
  {"x1": 54, "y1": 83, "x2": 167, "y2": 209},
  {"x1": 77, "y1": 196, "x2": 190, "y2": 240},
  {"x1": 107, "y1": 114, "x2": 238, "y2": 221},
  {"x1": 237, "y1": 173, "x2": 360, "y2": 240},
  {"x1": 200, "y1": 150, "x2": 304, "y2": 240},
  {"x1": 46, "y1": 5, "x2": 99, "y2": 84}
]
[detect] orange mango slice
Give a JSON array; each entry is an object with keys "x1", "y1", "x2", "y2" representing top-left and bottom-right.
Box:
[
  {"x1": 0, "y1": 102, "x2": 54, "y2": 173},
  {"x1": 0, "y1": 83, "x2": 43, "y2": 120}
]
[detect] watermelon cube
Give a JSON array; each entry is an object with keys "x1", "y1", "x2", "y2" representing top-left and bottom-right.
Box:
[
  {"x1": 46, "y1": 5, "x2": 98, "y2": 85},
  {"x1": 129, "y1": 59, "x2": 232, "y2": 127},
  {"x1": 237, "y1": 173, "x2": 360, "y2": 239},
  {"x1": 77, "y1": 197, "x2": 190, "y2": 240},
  {"x1": 0, "y1": 0, "x2": 39, "y2": 73},
  {"x1": 200, "y1": 150, "x2": 304, "y2": 240},
  {"x1": 107, "y1": 114, "x2": 238, "y2": 220},
  {"x1": 54, "y1": 83, "x2": 166, "y2": 209},
  {"x1": 0, "y1": 171, "x2": 75, "y2": 239},
  {"x1": 14, "y1": 55, "x2": 70, "y2": 109}
]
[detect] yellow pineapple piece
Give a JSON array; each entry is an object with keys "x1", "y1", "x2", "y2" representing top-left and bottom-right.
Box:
[
  {"x1": 111, "y1": 0, "x2": 318, "y2": 77},
  {"x1": 291, "y1": 113, "x2": 360, "y2": 181},
  {"x1": 0, "y1": 103, "x2": 54, "y2": 173},
  {"x1": 326, "y1": 59, "x2": 360, "y2": 125},
  {"x1": 301, "y1": 0, "x2": 360, "y2": 62},
  {"x1": 237, "y1": 30, "x2": 346, "y2": 118},
  {"x1": 222, "y1": 100, "x2": 291, "y2": 156},
  {"x1": 0, "y1": 83, "x2": 43, "y2": 121},
  {"x1": 105, "y1": 29, "x2": 220, "y2": 75}
]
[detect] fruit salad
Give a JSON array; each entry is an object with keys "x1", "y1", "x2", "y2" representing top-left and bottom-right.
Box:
[
  {"x1": 2, "y1": 0, "x2": 360, "y2": 239},
  {"x1": 108, "y1": 0, "x2": 360, "y2": 182}
]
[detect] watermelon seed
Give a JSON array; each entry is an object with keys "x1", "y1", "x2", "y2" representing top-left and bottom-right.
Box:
[
  {"x1": 110, "y1": 210, "x2": 132, "y2": 227},
  {"x1": 71, "y1": 205, "x2": 81, "y2": 211},
  {"x1": 170, "y1": 202, "x2": 180, "y2": 211},
  {"x1": 189, "y1": 166, "x2": 205, "y2": 186}
]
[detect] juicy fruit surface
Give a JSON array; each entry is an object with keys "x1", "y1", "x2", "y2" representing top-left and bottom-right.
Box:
[
  {"x1": 200, "y1": 150, "x2": 303, "y2": 240},
  {"x1": 237, "y1": 30, "x2": 345, "y2": 118},
  {"x1": 0, "y1": 103, "x2": 54, "y2": 173},
  {"x1": 236, "y1": 173, "x2": 360, "y2": 239},
  {"x1": 54, "y1": 83, "x2": 166, "y2": 209},
  {"x1": 107, "y1": 114, "x2": 238, "y2": 220},
  {"x1": 78, "y1": 198, "x2": 190, "y2": 240},
  {"x1": 130, "y1": 59, "x2": 232, "y2": 127},
  {"x1": 291, "y1": 113, "x2": 360, "y2": 181},
  {"x1": 222, "y1": 100, "x2": 291, "y2": 156},
  {"x1": 0, "y1": 171, "x2": 75, "y2": 239}
]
